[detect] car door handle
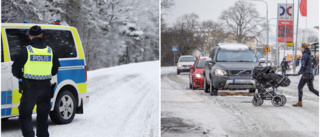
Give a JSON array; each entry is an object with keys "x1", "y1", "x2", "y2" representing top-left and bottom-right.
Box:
[{"x1": 1, "y1": 65, "x2": 7, "y2": 69}]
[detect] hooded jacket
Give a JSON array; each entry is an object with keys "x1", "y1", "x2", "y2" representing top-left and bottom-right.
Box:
[{"x1": 298, "y1": 48, "x2": 312, "y2": 74}]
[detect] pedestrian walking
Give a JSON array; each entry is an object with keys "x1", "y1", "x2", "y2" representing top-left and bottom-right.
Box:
[
  {"x1": 311, "y1": 55, "x2": 317, "y2": 76},
  {"x1": 293, "y1": 43, "x2": 319, "y2": 107},
  {"x1": 280, "y1": 58, "x2": 289, "y2": 76},
  {"x1": 12, "y1": 25, "x2": 60, "y2": 137},
  {"x1": 295, "y1": 57, "x2": 300, "y2": 67}
]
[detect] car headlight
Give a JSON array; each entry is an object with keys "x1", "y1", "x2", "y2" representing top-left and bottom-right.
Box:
[
  {"x1": 214, "y1": 69, "x2": 227, "y2": 76},
  {"x1": 195, "y1": 73, "x2": 203, "y2": 78},
  {"x1": 178, "y1": 64, "x2": 182, "y2": 67}
]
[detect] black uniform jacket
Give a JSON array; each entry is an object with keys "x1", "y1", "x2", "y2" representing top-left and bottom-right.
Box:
[{"x1": 12, "y1": 38, "x2": 60, "y2": 88}]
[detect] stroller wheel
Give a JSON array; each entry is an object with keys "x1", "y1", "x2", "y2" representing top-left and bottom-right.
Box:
[
  {"x1": 280, "y1": 95, "x2": 287, "y2": 106},
  {"x1": 259, "y1": 99, "x2": 264, "y2": 106},
  {"x1": 252, "y1": 96, "x2": 263, "y2": 107},
  {"x1": 272, "y1": 95, "x2": 284, "y2": 107}
]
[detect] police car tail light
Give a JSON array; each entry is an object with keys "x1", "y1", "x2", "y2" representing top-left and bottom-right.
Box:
[
  {"x1": 54, "y1": 19, "x2": 61, "y2": 25},
  {"x1": 85, "y1": 66, "x2": 87, "y2": 82},
  {"x1": 23, "y1": 20, "x2": 29, "y2": 23}
]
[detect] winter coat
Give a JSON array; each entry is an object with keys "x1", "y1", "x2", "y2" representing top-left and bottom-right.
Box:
[
  {"x1": 311, "y1": 58, "x2": 317, "y2": 68},
  {"x1": 298, "y1": 48, "x2": 313, "y2": 74},
  {"x1": 295, "y1": 58, "x2": 300, "y2": 66},
  {"x1": 12, "y1": 38, "x2": 60, "y2": 88},
  {"x1": 281, "y1": 60, "x2": 289, "y2": 71}
]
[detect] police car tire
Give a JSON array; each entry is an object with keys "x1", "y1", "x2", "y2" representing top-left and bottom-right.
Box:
[{"x1": 50, "y1": 90, "x2": 76, "y2": 124}]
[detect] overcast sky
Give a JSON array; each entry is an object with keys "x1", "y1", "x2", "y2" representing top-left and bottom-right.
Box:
[{"x1": 164, "y1": 0, "x2": 319, "y2": 30}]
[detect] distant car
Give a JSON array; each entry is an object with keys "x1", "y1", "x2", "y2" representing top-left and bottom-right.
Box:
[
  {"x1": 177, "y1": 55, "x2": 196, "y2": 74},
  {"x1": 189, "y1": 57, "x2": 207, "y2": 90},
  {"x1": 203, "y1": 43, "x2": 259, "y2": 96}
]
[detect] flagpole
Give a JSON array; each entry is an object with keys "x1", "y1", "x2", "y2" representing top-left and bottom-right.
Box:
[
  {"x1": 305, "y1": 16, "x2": 307, "y2": 42},
  {"x1": 294, "y1": 0, "x2": 301, "y2": 74}
]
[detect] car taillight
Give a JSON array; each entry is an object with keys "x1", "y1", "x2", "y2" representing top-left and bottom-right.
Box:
[{"x1": 85, "y1": 66, "x2": 87, "y2": 82}]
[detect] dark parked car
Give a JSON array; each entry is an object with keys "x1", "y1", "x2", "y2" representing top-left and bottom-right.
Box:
[
  {"x1": 189, "y1": 57, "x2": 207, "y2": 90},
  {"x1": 203, "y1": 43, "x2": 259, "y2": 96}
]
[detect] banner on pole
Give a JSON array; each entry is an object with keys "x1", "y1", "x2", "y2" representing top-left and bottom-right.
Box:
[{"x1": 300, "y1": 0, "x2": 307, "y2": 16}]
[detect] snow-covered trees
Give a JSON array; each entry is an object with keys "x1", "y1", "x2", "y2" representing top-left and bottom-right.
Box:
[{"x1": 1, "y1": 0, "x2": 159, "y2": 70}]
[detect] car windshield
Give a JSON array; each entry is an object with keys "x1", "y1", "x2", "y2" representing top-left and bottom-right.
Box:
[
  {"x1": 216, "y1": 50, "x2": 257, "y2": 62},
  {"x1": 196, "y1": 59, "x2": 206, "y2": 68},
  {"x1": 179, "y1": 57, "x2": 195, "y2": 62}
]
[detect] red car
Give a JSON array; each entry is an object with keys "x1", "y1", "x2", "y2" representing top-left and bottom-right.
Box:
[{"x1": 189, "y1": 57, "x2": 207, "y2": 90}]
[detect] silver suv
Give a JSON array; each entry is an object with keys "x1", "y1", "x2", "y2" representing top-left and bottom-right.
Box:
[
  {"x1": 203, "y1": 43, "x2": 259, "y2": 96},
  {"x1": 177, "y1": 55, "x2": 196, "y2": 74}
]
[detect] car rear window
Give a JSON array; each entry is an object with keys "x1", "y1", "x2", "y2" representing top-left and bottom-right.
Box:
[
  {"x1": 217, "y1": 50, "x2": 257, "y2": 62},
  {"x1": 196, "y1": 59, "x2": 206, "y2": 68},
  {"x1": 179, "y1": 57, "x2": 195, "y2": 62},
  {"x1": 5, "y1": 28, "x2": 77, "y2": 61}
]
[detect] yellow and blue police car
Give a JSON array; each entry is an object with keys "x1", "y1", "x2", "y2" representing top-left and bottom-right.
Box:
[{"x1": 1, "y1": 20, "x2": 89, "y2": 124}]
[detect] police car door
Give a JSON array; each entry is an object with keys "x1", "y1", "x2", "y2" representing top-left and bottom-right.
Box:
[
  {"x1": 2, "y1": 28, "x2": 30, "y2": 117},
  {"x1": 1, "y1": 32, "x2": 13, "y2": 117}
]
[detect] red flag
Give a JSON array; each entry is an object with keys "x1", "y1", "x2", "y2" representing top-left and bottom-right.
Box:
[{"x1": 300, "y1": 0, "x2": 307, "y2": 16}]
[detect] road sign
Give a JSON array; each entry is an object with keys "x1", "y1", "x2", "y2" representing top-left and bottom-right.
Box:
[
  {"x1": 256, "y1": 51, "x2": 261, "y2": 59},
  {"x1": 172, "y1": 46, "x2": 178, "y2": 52},
  {"x1": 264, "y1": 45, "x2": 271, "y2": 52},
  {"x1": 202, "y1": 51, "x2": 205, "y2": 55},
  {"x1": 278, "y1": 4, "x2": 293, "y2": 20}
]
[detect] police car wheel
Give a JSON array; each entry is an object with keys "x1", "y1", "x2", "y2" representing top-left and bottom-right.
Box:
[{"x1": 50, "y1": 90, "x2": 76, "y2": 124}]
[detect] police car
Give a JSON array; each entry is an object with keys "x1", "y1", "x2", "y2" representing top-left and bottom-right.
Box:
[{"x1": 1, "y1": 20, "x2": 89, "y2": 124}]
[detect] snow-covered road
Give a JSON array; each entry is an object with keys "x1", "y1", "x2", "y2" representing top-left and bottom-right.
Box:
[
  {"x1": 2, "y1": 61, "x2": 159, "y2": 137},
  {"x1": 161, "y1": 67, "x2": 319, "y2": 137}
]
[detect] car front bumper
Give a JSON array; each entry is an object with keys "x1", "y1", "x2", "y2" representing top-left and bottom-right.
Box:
[
  {"x1": 212, "y1": 76, "x2": 256, "y2": 90},
  {"x1": 193, "y1": 77, "x2": 204, "y2": 87},
  {"x1": 177, "y1": 67, "x2": 190, "y2": 72}
]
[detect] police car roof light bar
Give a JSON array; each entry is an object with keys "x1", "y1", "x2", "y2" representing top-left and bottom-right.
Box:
[
  {"x1": 54, "y1": 19, "x2": 61, "y2": 25},
  {"x1": 23, "y1": 20, "x2": 29, "y2": 23}
]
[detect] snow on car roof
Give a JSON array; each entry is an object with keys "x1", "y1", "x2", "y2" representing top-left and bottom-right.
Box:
[{"x1": 218, "y1": 43, "x2": 250, "y2": 50}]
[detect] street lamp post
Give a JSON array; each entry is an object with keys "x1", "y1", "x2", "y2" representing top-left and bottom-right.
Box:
[
  {"x1": 250, "y1": 0, "x2": 269, "y2": 66},
  {"x1": 268, "y1": 18, "x2": 277, "y2": 65}
]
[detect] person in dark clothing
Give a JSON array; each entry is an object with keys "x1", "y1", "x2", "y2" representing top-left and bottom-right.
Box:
[
  {"x1": 295, "y1": 57, "x2": 300, "y2": 67},
  {"x1": 293, "y1": 43, "x2": 319, "y2": 107},
  {"x1": 280, "y1": 58, "x2": 289, "y2": 76},
  {"x1": 311, "y1": 55, "x2": 317, "y2": 76},
  {"x1": 12, "y1": 25, "x2": 60, "y2": 137}
]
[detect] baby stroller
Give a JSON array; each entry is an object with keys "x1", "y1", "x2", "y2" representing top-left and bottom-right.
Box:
[{"x1": 251, "y1": 66, "x2": 291, "y2": 107}]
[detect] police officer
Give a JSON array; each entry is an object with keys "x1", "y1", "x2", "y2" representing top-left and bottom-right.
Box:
[
  {"x1": 293, "y1": 43, "x2": 319, "y2": 107},
  {"x1": 12, "y1": 25, "x2": 60, "y2": 137}
]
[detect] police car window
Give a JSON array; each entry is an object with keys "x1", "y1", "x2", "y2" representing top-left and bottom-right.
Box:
[
  {"x1": 42, "y1": 30, "x2": 77, "y2": 58},
  {"x1": 5, "y1": 29, "x2": 30, "y2": 61},
  {"x1": 5, "y1": 29, "x2": 77, "y2": 60}
]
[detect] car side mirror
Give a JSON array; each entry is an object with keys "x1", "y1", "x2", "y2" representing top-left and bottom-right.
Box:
[
  {"x1": 190, "y1": 66, "x2": 194, "y2": 69},
  {"x1": 206, "y1": 58, "x2": 214, "y2": 66}
]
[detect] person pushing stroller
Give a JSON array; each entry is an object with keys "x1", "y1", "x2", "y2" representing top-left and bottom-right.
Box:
[{"x1": 293, "y1": 43, "x2": 319, "y2": 107}]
